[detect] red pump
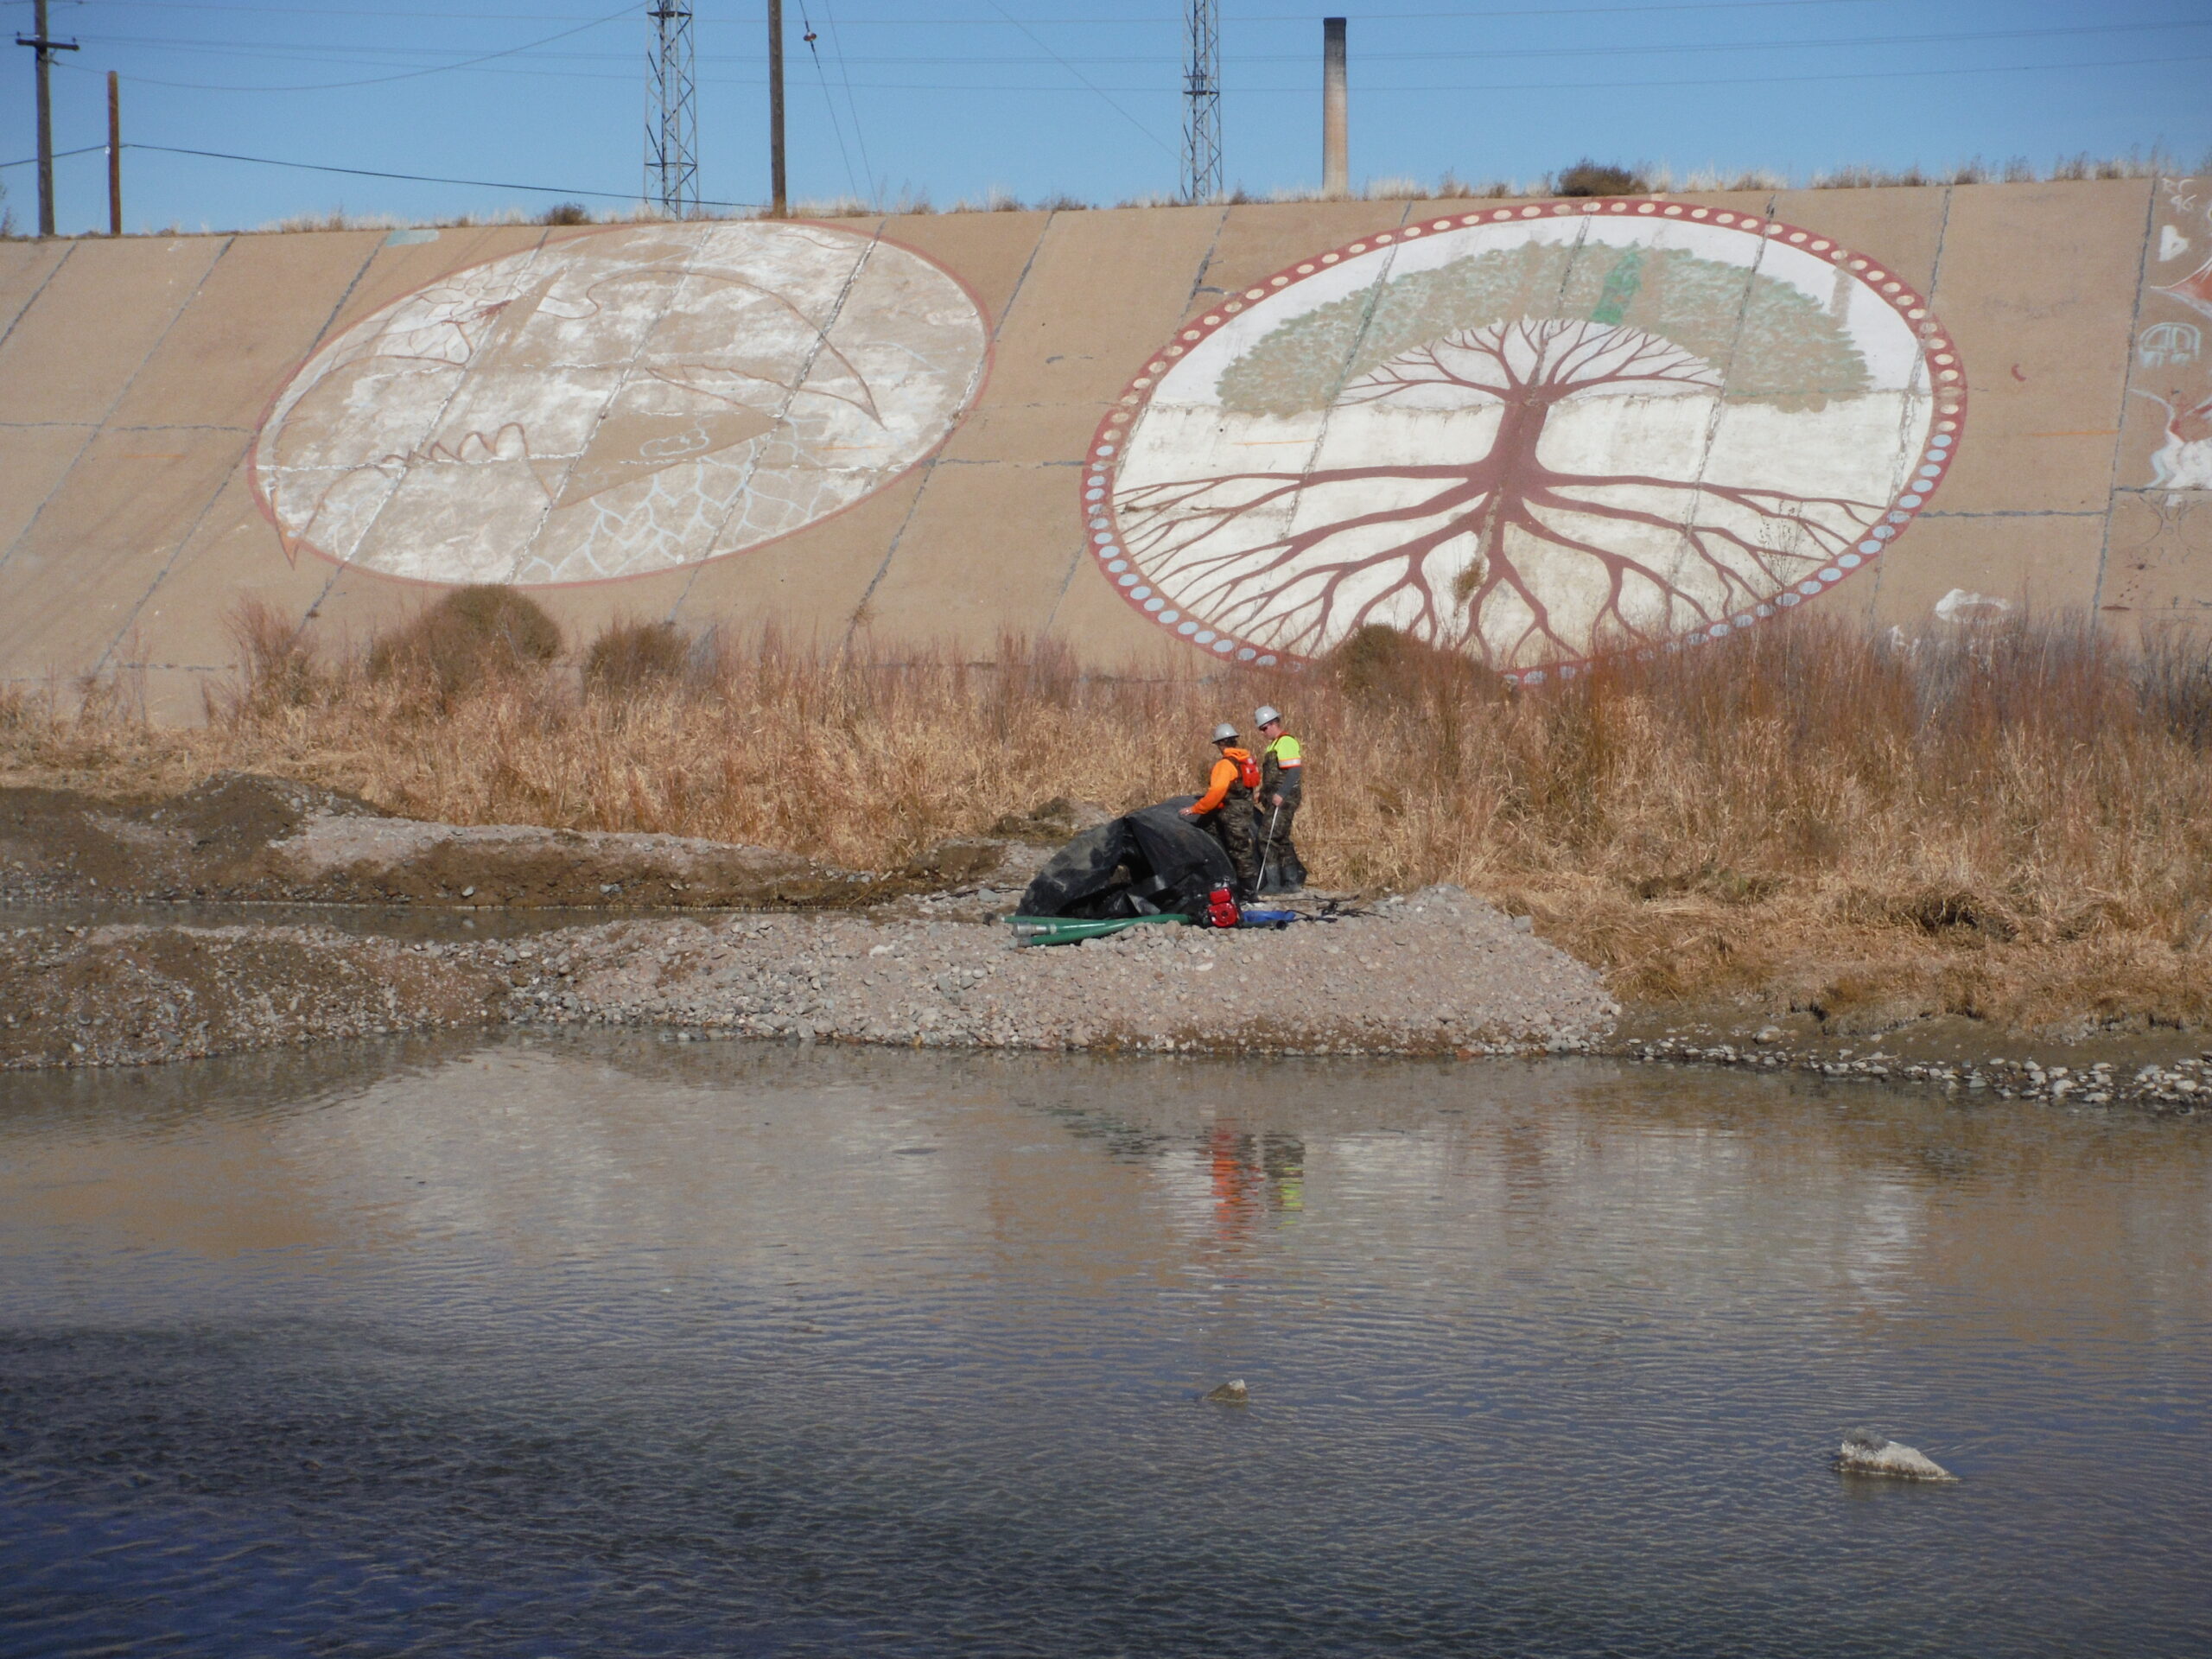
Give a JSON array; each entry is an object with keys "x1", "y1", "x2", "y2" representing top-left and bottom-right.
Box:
[{"x1": 1206, "y1": 884, "x2": 1242, "y2": 929}]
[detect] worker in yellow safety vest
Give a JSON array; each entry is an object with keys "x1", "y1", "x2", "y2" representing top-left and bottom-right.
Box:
[{"x1": 1255, "y1": 704, "x2": 1306, "y2": 893}]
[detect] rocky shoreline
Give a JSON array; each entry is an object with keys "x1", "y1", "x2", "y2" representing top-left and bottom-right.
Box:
[
  {"x1": 1621, "y1": 1032, "x2": 2209, "y2": 1116},
  {"x1": 6, "y1": 775, "x2": 2209, "y2": 1112},
  {"x1": 1, "y1": 887, "x2": 1618, "y2": 1071},
  {"x1": 10, "y1": 899, "x2": 2209, "y2": 1118}
]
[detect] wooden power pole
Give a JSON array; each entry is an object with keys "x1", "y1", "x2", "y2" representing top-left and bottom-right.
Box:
[
  {"x1": 767, "y1": 0, "x2": 787, "y2": 215},
  {"x1": 106, "y1": 70, "x2": 121, "y2": 235},
  {"x1": 14, "y1": 0, "x2": 80, "y2": 237}
]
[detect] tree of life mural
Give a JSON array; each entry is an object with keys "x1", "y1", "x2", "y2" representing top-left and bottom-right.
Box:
[
  {"x1": 253, "y1": 221, "x2": 988, "y2": 586},
  {"x1": 1090, "y1": 203, "x2": 1965, "y2": 677}
]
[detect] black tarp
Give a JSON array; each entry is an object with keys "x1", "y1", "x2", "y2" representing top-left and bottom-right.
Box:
[{"x1": 1017, "y1": 796, "x2": 1237, "y2": 920}]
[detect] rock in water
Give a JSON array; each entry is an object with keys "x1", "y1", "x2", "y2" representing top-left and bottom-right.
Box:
[
  {"x1": 1835, "y1": 1427, "x2": 1955, "y2": 1480},
  {"x1": 1203, "y1": 1379, "x2": 1249, "y2": 1404}
]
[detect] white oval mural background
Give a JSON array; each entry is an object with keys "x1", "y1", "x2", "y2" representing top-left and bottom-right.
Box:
[
  {"x1": 1089, "y1": 201, "x2": 1966, "y2": 677},
  {"x1": 254, "y1": 222, "x2": 989, "y2": 585}
]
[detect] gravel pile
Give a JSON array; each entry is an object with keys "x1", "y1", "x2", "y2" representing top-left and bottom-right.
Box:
[
  {"x1": 3, "y1": 888, "x2": 1614, "y2": 1071},
  {"x1": 0, "y1": 922, "x2": 504, "y2": 1070},
  {"x1": 476, "y1": 885, "x2": 1618, "y2": 1056}
]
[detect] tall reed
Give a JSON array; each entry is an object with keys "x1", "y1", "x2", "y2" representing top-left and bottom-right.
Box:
[{"x1": 10, "y1": 606, "x2": 2212, "y2": 1029}]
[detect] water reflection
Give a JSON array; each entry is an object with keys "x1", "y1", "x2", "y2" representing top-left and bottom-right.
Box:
[
  {"x1": 1205, "y1": 1127, "x2": 1305, "y2": 1248},
  {"x1": 0, "y1": 1036, "x2": 2207, "y2": 1657}
]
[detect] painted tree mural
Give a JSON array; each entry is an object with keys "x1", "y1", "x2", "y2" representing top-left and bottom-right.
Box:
[{"x1": 1094, "y1": 208, "x2": 1964, "y2": 674}]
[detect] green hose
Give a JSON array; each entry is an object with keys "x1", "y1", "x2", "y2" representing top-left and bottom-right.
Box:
[{"x1": 1003, "y1": 912, "x2": 1195, "y2": 948}]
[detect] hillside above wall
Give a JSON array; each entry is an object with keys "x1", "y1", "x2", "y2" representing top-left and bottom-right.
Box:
[{"x1": 0, "y1": 178, "x2": 2206, "y2": 718}]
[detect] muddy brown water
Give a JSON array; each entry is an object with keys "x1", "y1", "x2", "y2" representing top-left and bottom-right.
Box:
[{"x1": 2, "y1": 1037, "x2": 2207, "y2": 1657}]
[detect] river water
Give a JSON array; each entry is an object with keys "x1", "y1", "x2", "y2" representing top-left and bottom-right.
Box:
[{"x1": 2, "y1": 1035, "x2": 2207, "y2": 1657}]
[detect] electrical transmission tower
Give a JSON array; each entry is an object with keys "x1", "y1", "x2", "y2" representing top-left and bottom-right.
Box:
[
  {"x1": 1181, "y1": 0, "x2": 1221, "y2": 202},
  {"x1": 645, "y1": 0, "x2": 698, "y2": 217}
]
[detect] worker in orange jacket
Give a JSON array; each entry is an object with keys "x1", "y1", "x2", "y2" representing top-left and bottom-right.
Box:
[{"x1": 1180, "y1": 721, "x2": 1261, "y2": 894}]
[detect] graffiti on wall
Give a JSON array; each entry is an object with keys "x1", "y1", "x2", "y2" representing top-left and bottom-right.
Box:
[
  {"x1": 2139, "y1": 177, "x2": 2212, "y2": 493},
  {"x1": 252, "y1": 222, "x2": 988, "y2": 585},
  {"x1": 1088, "y1": 200, "x2": 1963, "y2": 677}
]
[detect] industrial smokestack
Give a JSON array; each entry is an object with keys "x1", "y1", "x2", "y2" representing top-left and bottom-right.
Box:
[{"x1": 1322, "y1": 17, "x2": 1348, "y2": 199}]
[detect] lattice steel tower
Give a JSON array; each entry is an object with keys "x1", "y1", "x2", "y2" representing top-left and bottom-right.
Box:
[
  {"x1": 1181, "y1": 0, "x2": 1221, "y2": 202},
  {"x1": 645, "y1": 0, "x2": 698, "y2": 217}
]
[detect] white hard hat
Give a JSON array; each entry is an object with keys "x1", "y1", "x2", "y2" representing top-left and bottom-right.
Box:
[
  {"x1": 1254, "y1": 705, "x2": 1282, "y2": 727},
  {"x1": 1211, "y1": 721, "x2": 1239, "y2": 743}
]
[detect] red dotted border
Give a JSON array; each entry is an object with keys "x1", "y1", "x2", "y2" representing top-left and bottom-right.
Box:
[{"x1": 1081, "y1": 197, "x2": 1967, "y2": 681}]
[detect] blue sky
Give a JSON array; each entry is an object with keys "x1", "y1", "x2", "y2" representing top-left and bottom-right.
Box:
[{"x1": 4, "y1": 0, "x2": 2209, "y2": 236}]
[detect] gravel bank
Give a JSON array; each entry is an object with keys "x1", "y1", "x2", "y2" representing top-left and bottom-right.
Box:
[
  {"x1": 3, "y1": 887, "x2": 1617, "y2": 1070},
  {"x1": 484, "y1": 885, "x2": 1617, "y2": 1056},
  {"x1": 0, "y1": 922, "x2": 505, "y2": 1069}
]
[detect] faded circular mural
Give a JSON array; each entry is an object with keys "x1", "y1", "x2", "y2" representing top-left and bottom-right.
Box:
[
  {"x1": 254, "y1": 222, "x2": 988, "y2": 585},
  {"x1": 1088, "y1": 200, "x2": 1966, "y2": 677}
]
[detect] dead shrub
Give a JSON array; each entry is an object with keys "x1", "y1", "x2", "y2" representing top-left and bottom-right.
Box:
[
  {"x1": 1897, "y1": 885, "x2": 2017, "y2": 940},
  {"x1": 584, "y1": 619, "x2": 690, "y2": 696},
  {"x1": 538, "y1": 202, "x2": 591, "y2": 226},
  {"x1": 221, "y1": 599, "x2": 322, "y2": 715},
  {"x1": 1321, "y1": 624, "x2": 1489, "y2": 704},
  {"x1": 1554, "y1": 159, "x2": 1649, "y2": 197},
  {"x1": 368, "y1": 586, "x2": 563, "y2": 700}
]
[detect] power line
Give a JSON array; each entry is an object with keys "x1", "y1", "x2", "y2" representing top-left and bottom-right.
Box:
[
  {"x1": 0, "y1": 141, "x2": 105, "y2": 168},
  {"x1": 817, "y1": 0, "x2": 879, "y2": 210},
  {"x1": 797, "y1": 0, "x2": 862, "y2": 204},
  {"x1": 0, "y1": 0, "x2": 2016, "y2": 17},
  {"x1": 29, "y1": 45, "x2": 2212, "y2": 110},
  {"x1": 982, "y1": 0, "x2": 1178, "y2": 161},
  {"x1": 66, "y1": 4, "x2": 630, "y2": 92},
  {"x1": 68, "y1": 15, "x2": 2212, "y2": 67},
  {"x1": 9, "y1": 139, "x2": 766, "y2": 206},
  {"x1": 54, "y1": 45, "x2": 2212, "y2": 96}
]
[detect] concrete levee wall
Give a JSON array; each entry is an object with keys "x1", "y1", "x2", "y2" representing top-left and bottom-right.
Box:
[{"x1": 0, "y1": 177, "x2": 2206, "y2": 718}]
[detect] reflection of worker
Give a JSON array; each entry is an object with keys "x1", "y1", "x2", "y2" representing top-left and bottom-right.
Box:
[
  {"x1": 1181, "y1": 721, "x2": 1260, "y2": 894},
  {"x1": 1254, "y1": 704, "x2": 1306, "y2": 894},
  {"x1": 1262, "y1": 1132, "x2": 1305, "y2": 1214}
]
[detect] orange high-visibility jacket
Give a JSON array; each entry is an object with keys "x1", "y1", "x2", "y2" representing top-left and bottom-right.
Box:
[{"x1": 1192, "y1": 747, "x2": 1256, "y2": 814}]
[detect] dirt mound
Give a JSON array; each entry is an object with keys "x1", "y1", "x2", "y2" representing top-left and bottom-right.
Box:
[
  {"x1": 988, "y1": 797, "x2": 1114, "y2": 844},
  {"x1": 0, "y1": 922, "x2": 506, "y2": 1069},
  {"x1": 149, "y1": 772, "x2": 390, "y2": 856},
  {"x1": 262, "y1": 816, "x2": 879, "y2": 908},
  {"x1": 0, "y1": 778, "x2": 896, "y2": 911}
]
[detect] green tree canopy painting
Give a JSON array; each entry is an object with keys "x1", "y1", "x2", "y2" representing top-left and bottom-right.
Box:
[
  {"x1": 1110, "y1": 234, "x2": 1918, "y2": 667},
  {"x1": 1219, "y1": 244, "x2": 1871, "y2": 415}
]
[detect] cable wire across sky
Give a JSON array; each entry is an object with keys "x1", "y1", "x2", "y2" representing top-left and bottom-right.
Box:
[{"x1": 4, "y1": 0, "x2": 2205, "y2": 238}]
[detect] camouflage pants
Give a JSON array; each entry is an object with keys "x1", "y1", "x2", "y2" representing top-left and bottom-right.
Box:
[
  {"x1": 1256, "y1": 798, "x2": 1306, "y2": 893},
  {"x1": 1205, "y1": 799, "x2": 1261, "y2": 895}
]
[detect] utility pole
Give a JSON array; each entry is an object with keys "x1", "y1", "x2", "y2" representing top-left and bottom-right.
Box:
[
  {"x1": 15, "y1": 0, "x2": 80, "y2": 238},
  {"x1": 766, "y1": 0, "x2": 786, "y2": 215},
  {"x1": 106, "y1": 70, "x2": 121, "y2": 235},
  {"x1": 645, "y1": 0, "x2": 698, "y2": 217},
  {"x1": 1181, "y1": 0, "x2": 1222, "y2": 202},
  {"x1": 1322, "y1": 17, "x2": 1347, "y2": 199}
]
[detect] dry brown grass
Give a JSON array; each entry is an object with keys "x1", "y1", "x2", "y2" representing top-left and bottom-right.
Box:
[{"x1": 10, "y1": 605, "x2": 2212, "y2": 1035}]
